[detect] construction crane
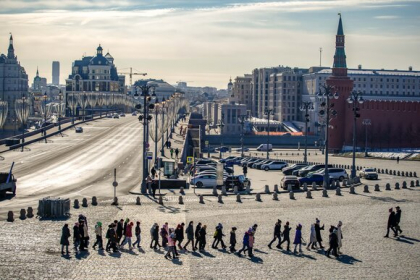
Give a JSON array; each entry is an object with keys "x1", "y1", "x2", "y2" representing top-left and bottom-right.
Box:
[{"x1": 119, "y1": 67, "x2": 147, "y2": 86}]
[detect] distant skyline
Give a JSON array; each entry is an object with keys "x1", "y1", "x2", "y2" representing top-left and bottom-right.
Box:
[{"x1": 1, "y1": 0, "x2": 419, "y2": 89}]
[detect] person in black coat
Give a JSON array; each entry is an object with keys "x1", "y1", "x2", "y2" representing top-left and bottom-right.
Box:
[
  {"x1": 151, "y1": 180, "x2": 157, "y2": 198},
  {"x1": 116, "y1": 219, "x2": 124, "y2": 245},
  {"x1": 394, "y1": 206, "x2": 403, "y2": 236},
  {"x1": 314, "y1": 218, "x2": 325, "y2": 248},
  {"x1": 73, "y1": 223, "x2": 81, "y2": 252},
  {"x1": 175, "y1": 223, "x2": 185, "y2": 250},
  {"x1": 229, "y1": 227, "x2": 237, "y2": 252},
  {"x1": 279, "y1": 222, "x2": 291, "y2": 251},
  {"x1": 326, "y1": 226, "x2": 338, "y2": 258},
  {"x1": 60, "y1": 224, "x2": 71, "y2": 255},
  {"x1": 199, "y1": 225, "x2": 207, "y2": 251},
  {"x1": 268, "y1": 220, "x2": 282, "y2": 249},
  {"x1": 194, "y1": 222, "x2": 202, "y2": 251},
  {"x1": 212, "y1": 223, "x2": 227, "y2": 249},
  {"x1": 384, "y1": 208, "x2": 397, "y2": 237}
]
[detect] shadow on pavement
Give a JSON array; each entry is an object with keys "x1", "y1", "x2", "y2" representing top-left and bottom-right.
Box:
[
  {"x1": 108, "y1": 251, "x2": 121, "y2": 258},
  {"x1": 201, "y1": 250, "x2": 215, "y2": 258},
  {"x1": 254, "y1": 249, "x2": 268, "y2": 254},
  {"x1": 191, "y1": 251, "x2": 203, "y2": 258},
  {"x1": 171, "y1": 258, "x2": 183, "y2": 265},
  {"x1": 337, "y1": 254, "x2": 362, "y2": 265},
  {"x1": 398, "y1": 236, "x2": 420, "y2": 242},
  {"x1": 138, "y1": 247, "x2": 146, "y2": 254},
  {"x1": 250, "y1": 256, "x2": 263, "y2": 264},
  {"x1": 75, "y1": 251, "x2": 90, "y2": 260},
  {"x1": 369, "y1": 196, "x2": 410, "y2": 203},
  {"x1": 157, "y1": 205, "x2": 182, "y2": 214}
]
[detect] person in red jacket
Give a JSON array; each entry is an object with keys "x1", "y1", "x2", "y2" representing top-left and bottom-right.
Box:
[{"x1": 121, "y1": 222, "x2": 133, "y2": 250}]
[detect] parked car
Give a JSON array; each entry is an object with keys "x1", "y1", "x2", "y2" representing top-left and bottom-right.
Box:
[
  {"x1": 298, "y1": 164, "x2": 333, "y2": 177},
  {"x1": 359, "y1": 168, "x2": 378, "y2": 180},
  {"x1": 190, "y1": 174, "x2": 218, "y2": 188},
  {"x1": 262, "y1": 161, "x2": 288, "y2": 171},
  {"x1": 298, "y1": 173, "x2": 325, "y2": 186},
  {"x1": 120, "y1": 113, "x2": 126, "y2": 117},
  {"x1": 253, "y1": 160, "x2": 272, "y2": 169},
  {"x1": 281, "y1": 176, "x2": 300, "y2": 190},
  {"x1": 131, "y1": 112, "x2": 137, "y2": 116},
  {"x1": 113, "y1": 114, "x2": 120, "y2": 119},
  {"x1": 283, "y1": 163, "x2": 309, "y2": 175},
  {"x1": 316, "y1": 168, "x2": 349, "y2": 181},
  {"x1": 226, "y1": 157, "x2": 243, "y2": 165},
  {"x1": 215, "y1": 146, "x2": 230, "y2": 153},
  {"x1": 196, "y1": 159, "x2": 216, "y2": 165},
  {"x1": 256, "y1": 144, "x2": 272, "y2": 151},
  {"x1": 75, "y1": 127, "x2": 83, "y2": 133},
  {"x1": 247, "y1": 158, "x2": 262, "y2": 167},
  {"x1": 235, "y1": 147, "x2": 250, "y2": 152},
  {"x1": 219, "y1": 156, "x2": 236, "y2": 163},
  {"x1": 224, "y1": 175, "x2": 251, "y2": 191}
]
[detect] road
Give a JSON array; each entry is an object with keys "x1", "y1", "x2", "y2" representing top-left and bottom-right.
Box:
[{"x1": 0, "y1": 115, "x2": 144, "y2": 216}]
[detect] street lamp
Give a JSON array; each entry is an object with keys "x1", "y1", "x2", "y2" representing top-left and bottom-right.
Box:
[
  {"x1": 264, "y1": 108, "x2": 274, "y2": 159},
  {"x1": 362, "y1": 119, "x2": 371, "y2": 157},
  {"x1": 58, "y1": 91, "x2": 63, "y2": 132},
  {"x1": 317, "y1": 84, "x2": 339, "y2": 189},
  {"x1": 217, "y1": 113, "x2": 225, "y2": 159},
  {"x1": 21, "y1": 93, "x2": 26, "y2": 152},
  {"x1": 300, "y1": 102, "x2": 314, "y2": 164},
  {"x1": 43, "y1": 92, "x2": 48, "y2": 143},
  {"x1": 161, "y1": 97, "x2": 166, "y2": 156},
  {"x1": 347, "y1": 91, "x2": 364, "y2": 179},
  {"x1": 135, "y1": 84, "x2": 156, "y2": 194},
  {"x1": 238, "y1": 115, "x2": 247, "y2": 157}
]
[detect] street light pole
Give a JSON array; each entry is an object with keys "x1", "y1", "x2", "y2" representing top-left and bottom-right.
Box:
[
  {"x1": 161, "y1": 97, "x2": 166, "y2": 157},
  {"x1": 347, "y1": 91, "x2": 364, "y2": 179},
  {"x1": 300, "y1": 102, "x2": 314, "y2": 164},
  {"x1": 238, "y1": 115, "x2": 246, "y2": 158},
  {"x1": 21, "y1": 93, "x2": 26, "y2": 152},
  {"x1": 218, "y1": 113, "x2": 225, "y2": 159},
  {"x1": 318, "y1": 84, "x2": 339, "y2": 189},
  {"x1": 43, "y1": 92, "x2": 48, "y2": 143},
  {"x1": 362, "y1": 119, "x2": 371, "y2": 157},
  {"x1": 264, "y1": 109, "x2": 274, "y2": 159},
  {"x1": 58, "y1": 91, "x2": 63, "y2": 132}
]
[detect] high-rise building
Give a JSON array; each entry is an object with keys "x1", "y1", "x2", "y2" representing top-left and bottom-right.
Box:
[
  {"x1": 52, "y1": 61, "x2": 60, "y2": 85},
  {"x1": 0, "y1": 34, "x2": 29, "y2": 132}
]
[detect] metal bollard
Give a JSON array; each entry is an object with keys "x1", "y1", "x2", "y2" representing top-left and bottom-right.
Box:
[
  {"x1": 386, "y1": 183, "x2": 391, "y2": 191},
  {"x1": 312, "y1": 182, "x2": 317, "y2": 191},
  {"x1": 395, "y1": 182, "x2": 400, "y2": 190},
  {"x1": 213, "y1": 186, "x2": 218, "y2": 196},
  {"x1": 335, "y1": 181, "x2": 341, "y2": 189},
  {"x1": 336, "y1": 188, "x2": 341, "y2": 196},
  {"x1": 255, "y1": 193, "x2": 262, "y2": 202},
  {"x1": 136, "y1": 196, "x2": 141, "y2": 205},
  {"x1": 374, "y1": 184, "x2": 380, "y2": 191},
  {"x1": 20, "y1": 209, "x2": 26, "y2": 219},
  {"x1": 397, "y1": 171, "x2": 401, "y2": 176},
  {"x1": 273, "y1": 193, "x2": 278, "y2": 200},
  {"x1": 322, "y1": 189, "x2": 328, "y2": 197},
  {"x1": 350, "y1": 186, "x2": 356, "y2": 194},
  {"x1": 218, "y1": 194, "x2": 223, "y2": 203},
  {"x1": 112, "y1": 197, "x2": 119, "y2": 206},
  {"x1": 7, "y1": 211, "x2": 14, "y2": 222},
  {"x1": 303, "y1": 183, "x2": 307, "y2": 191},
  {"x1": 289, "y1": 191, "x2": 295, "y2": 199},
  {"x1": 82, "y1": 198, "x2": 88, "y2": 207},
  {"x1": 199, "y1": 195, "x2": 205, "y2": 204},
  {"x1": 236, "y1": 194, "x2": 241, "y2": 202},
  {"x1": 410, "y1": 181, "x2": 415, "y2": 188},
  {"x1": 158, "y1": 196, "x2": 163, "y2": 205},
  {"x1": 234, "y1": 185, "x2": 238, "y2": 195},
  {"x1": 92, "y1": 196, "x2": 98, "y2": 206},
  {"x1": 306, "y1": 190, "x2": 312, "y2": 199},
  {"x1": 27, "y1": 207, "x2": 34, "y2": 218},
  {"x1": 364, "y1": 185, "x2": 369, "y2": 193},
  {"x1": 402, "y1": 181, "x2": 407, "y2": 189},
  {"x1": 74, "y1": 199, "x2": 80, "y2": 208},
  {"x1": 180, "y1": 187, "x2": 185, "y2": 195},
  {"x1": 179, "y1": 196, "x2": 184, "y2": 205},
  {"x1": 343, "y1": 180, "x2": 347, "y2": 187},
  {"x1": 265, "y1": 185, "x2": 270, "y2": 194},
  {"x1": 274, "y1": 184, "x2": 279, "y2": 193}
]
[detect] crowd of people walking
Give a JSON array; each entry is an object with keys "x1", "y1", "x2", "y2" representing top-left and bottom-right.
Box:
[{"x1": 60, "y1": 215, "x2": 352, "y2": 260}]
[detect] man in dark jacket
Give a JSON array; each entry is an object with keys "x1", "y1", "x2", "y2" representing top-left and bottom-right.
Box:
[
  {"x1": 109, "y1": 224, "x2": 118, "y2": 253},
  {"x1": 394, "y1": 206, "x2": 402, "y2": 236},
  {"x1": 230, "y1": 227, "x2": 237, "y2": 252},
  {"x1": 61, "y1": 224, "x2": 71, "y2": 255},
  {"x1": 183, "y1": 221, "x2": 195, "y2": 251},
  {"x1": 73, "y1": 223, "x2": 81, "y2": 253},
  {"x1": 212, "y1": 223, "x2": 226, "y2": 249},
  {"x1": 194, "y1": 222, "x2": 202, "y2": 251},
  {"x1": 326, "y1": 226, "x2": 338, "y2": 258},
  {"x1": 279, "y1": 222, "x2": 291, "y2": 251},
  {"x1": 385, "y1": 208, "x2": 397, "y2": 237},
  {"x1": 314, "y1": 218, "x2": 325, "y2": 248},
  {"x1": 116, "y1": 219, "x2": 124, "y2": 245},
  {"x1": 268, "y1": 220, "x2": 282, "y2": 249}
]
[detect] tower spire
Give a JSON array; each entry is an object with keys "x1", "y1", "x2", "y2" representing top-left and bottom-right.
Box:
[
  {"x1": 36, "y1": 66, "x2": 39, "y2": 77},
  {"x1": 7, "y1": 33, "x2": 15, "y2": 59},
  {"x1": 332, "y1": 13, "x2": 347, "y2": 77}
]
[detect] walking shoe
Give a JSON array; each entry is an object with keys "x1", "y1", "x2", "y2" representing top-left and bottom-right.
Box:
[
  {"x1": 268, "y1": 245, "x2": 272, "y2": 249},
  {"x1": 293, "y1": 250, "x2": 297, "y2": 254},
  {"x1": 61, "y1": 251, "x2": 64, "y2": 254},
  {"x1": 384, "y1": 235, "x2": 389, "y2": 238},
  {"x1": 92, "y1": 246, "x2": 96, "y2": 250},
  {"x1": 299, "y1": 250, "x2": 303, "y2": 253}
]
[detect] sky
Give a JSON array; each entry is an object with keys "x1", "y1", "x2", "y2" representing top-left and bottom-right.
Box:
[{"x1": 1, "y1": 0, "x2": 419, "y2": 89}]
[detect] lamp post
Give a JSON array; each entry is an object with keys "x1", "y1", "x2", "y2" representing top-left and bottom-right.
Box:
[
  {"x1": 135, "y1": 84, "x2": 156, "y2": 194},
  {"x1": 21, "y1": 93, "x2": 26, "y2": 152},
  {"x1": 43, "y1": 92, "x2": 48, "y2": 143},
  {"x1": 217, "y1": 113, "x2": 225, "y2": 159},
  {"x1": 317, "y1": 84, "x2": 339, "y2": 189},
  {"x1": 300, "y1": 102, "x2": 314, "y2": 164},
  {"x1": 154, "y1": 97, "x2": 160, "y2": 166},
  {"x1": 161, "y1": 97, "x2": 166, "y2": 156},
  {"x1": 238, "y1": 115, "x2": 247, "y2": 157},
  {"x1": 347, "y1": 91, "x2": 364, "y2": 179},
  {"x1": 264, "y1": 108, "x2": 274, "y2": 159},
  {"x1": 362, "y1": 119, "x2": 371, "y2": 157},
  {"x1": 58, "y1": 91, "x2": 63, "y2": 132}
]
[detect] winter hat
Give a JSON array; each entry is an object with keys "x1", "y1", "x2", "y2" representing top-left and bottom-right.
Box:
[
  {"x1": 338, "y1": 221, "x2": 342, "y2": 226},
  {"x1": 75, "y1": 222, "x2": 79, "y2": 226},
  {"x1": 286, "y1": 221, "x2": 289, "y2": 225},
  {"x1": 130, "y1": 222, "x2": 133, "y2": 226},
  {"x1": 218, "y1": 223, "x2": 223, "y2": 228},
  {"x1": 232, "y1": 227, "x2": 237, "y2": 231},
  {"x1": 396, "y1": 206, "x2": 400, "y2": 209},
  {"x1": 97, "y1": 222, "x2": 102, "y2": 227},
  {"x1": 316, "y1": 218, "x2": 320, "y2": 223}
]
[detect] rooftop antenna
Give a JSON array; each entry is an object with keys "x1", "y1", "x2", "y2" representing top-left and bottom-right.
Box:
[{"x1": 319, "y1": 47, "x2": 322, "y2": 67}]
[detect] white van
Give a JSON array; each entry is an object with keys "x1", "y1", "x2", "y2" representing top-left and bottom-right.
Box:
[{"x1": 256, "y1": 144, "x2": 272, "y2": 151}]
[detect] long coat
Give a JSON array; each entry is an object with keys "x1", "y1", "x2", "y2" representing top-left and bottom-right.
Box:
[
  {"x1": 315, "y1": 223, "x2": 324, "y2": 242},
  {"x1": 336, "y1": 225, "x2": 343, "y2": 248},
  {"x1": 387, "y1": 211, "x2": 396, "y2": 228},
  {"x1": 186, "y1": 224, "x2": 194, "y2": 240},
  {"x1": 293, "y1": 229, "x2": 302, "y2": 245},
  {"x1": 60, "y1": 226, "x2": 71, "y2": 246},
  {"x1": 309, "y1": 224, "x2": 317, "y2": 243}
]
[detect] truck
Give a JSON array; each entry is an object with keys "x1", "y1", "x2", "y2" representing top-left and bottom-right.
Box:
[{"x1": 0, "y1": 162, "x2": 17, "y2": 196}]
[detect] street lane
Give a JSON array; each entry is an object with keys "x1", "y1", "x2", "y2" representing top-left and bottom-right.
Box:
[{"x1": 0, "y1": 115, "x2": 144, "y2": 215}]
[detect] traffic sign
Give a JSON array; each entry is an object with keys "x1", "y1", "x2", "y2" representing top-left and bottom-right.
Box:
[
  {"x1": 146, "y1": 151, "x2": 153, "y2": 159},
  {"x1": 187, "y1": 156, "x2": 194, "y2": 164},
  {"x1": 205, "y1": 141, "x2": 209, "y2": 145},
  {"x1": 113, "y1": 181, "x2": 118, "y2": 187},
  {"x1": 145, "y1": 143, "x2": 150, "y2": 148}
]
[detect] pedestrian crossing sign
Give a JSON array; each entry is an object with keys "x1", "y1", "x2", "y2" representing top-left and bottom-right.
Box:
[{"x1": 187, "y1": 157, "x2": 194, "y2": 164}]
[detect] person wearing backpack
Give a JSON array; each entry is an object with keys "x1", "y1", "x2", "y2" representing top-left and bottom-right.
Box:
[{"x1": 212, "y1": 223, "x2": 226, "y2": 249}]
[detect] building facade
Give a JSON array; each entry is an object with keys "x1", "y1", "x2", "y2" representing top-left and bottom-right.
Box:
[
  {"x1": 52, "y1": 61, "x2": 60, "y2": 85},
  {"x1": 0, "y1": 35, "x2": 29, "y2": 132},
  {"x1": 231, "y1": 74, "x2": 252, "y2": 112}
]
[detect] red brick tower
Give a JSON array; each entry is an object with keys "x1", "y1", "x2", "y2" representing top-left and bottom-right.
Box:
[{"x1": 326, "y1": 14, "x2": 354, "y2": 150}]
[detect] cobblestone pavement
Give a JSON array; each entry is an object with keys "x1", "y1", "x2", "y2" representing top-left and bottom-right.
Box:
[{"x1": 1, "y1": 183, "x2": 420, "y2": 279}]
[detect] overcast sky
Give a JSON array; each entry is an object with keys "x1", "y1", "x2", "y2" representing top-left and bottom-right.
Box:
[{"x1": 1, "y1": 0, "x2": 419, "y2": 89}]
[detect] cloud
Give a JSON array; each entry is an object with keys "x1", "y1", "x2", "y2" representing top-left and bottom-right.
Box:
[{"x1": 374, "y1": 15, "x2": 400, "y2": 19}]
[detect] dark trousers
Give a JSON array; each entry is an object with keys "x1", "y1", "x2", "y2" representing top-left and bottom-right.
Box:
[
  {"x1": 184, "y1": 238, "x2": 194, "y2": 250},
  {"x1": 230, "y1": 242, "x2": 236, "y2": 252},
  {"x1": 93, "y1": 235, "x2": 103, "y2": 249},
  {"x1": 199, "y1": 239, "x2": 206, "y2": 250},
  {"x1": 162, "y1": 236, "x2": 168, "y2": 248},
  {"x1": 237, "y1": 244, "x2": 249, "y2": 255},
  {"x1": 212, "y1": 237, "x2": 226, "y2": 248},
  {"x1": 395, "y1": 223, "x2": 402, "y2": 234},
  {"x1": 280, "y1": 237, "x2": 290, "y2": 250},
  {"x1": 386, "y1": 226, "x2": 396, "y2": 237},
  {"x1": 150, "y1": 238, "x2": 160, "y2": 249},
  {"x1": 194, "y1": 237, "x2": 200, "y2": 249},
  {"x1": 326, "y1": 245, "x2": 338, "y2": 257},
  {"x1": 268, "y1": 234, "x2": 281, "y2": 247}
]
